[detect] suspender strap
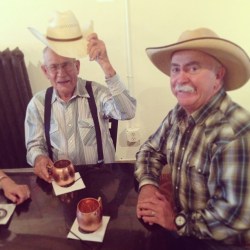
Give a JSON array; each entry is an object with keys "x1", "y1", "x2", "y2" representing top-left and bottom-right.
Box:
[
  {"x1": 85, "y1": 81, "x2": 104, "y2": 164},
  {"x1": 44, "y1": 82, "x2": 104, "y2": 165},
  {"x1": 44, "y1": 86, "x2": 53, "y2": 161}
]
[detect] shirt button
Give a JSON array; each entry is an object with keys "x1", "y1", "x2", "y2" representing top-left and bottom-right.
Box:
[
  {"x1": 68, "y1": 123, "x2": 72, "y2": 127},
  {"x1": 182, "y1": 147, "x2": 185, "y2": 151},
  {"x1": 178, "y1": 167, "x2": 180, "y2": 171},
  {"x1": 176, "y1": 186, "x2": 178, "y2": 190}
]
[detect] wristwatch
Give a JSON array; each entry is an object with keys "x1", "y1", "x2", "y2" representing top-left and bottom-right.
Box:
[{"x1": 174, "y1": 213, "x2": 187, "y2": 229}]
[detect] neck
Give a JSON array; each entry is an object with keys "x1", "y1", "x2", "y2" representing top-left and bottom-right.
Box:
[{"x1": 58, "y1": 90, "x2": 74, "y2": 102}]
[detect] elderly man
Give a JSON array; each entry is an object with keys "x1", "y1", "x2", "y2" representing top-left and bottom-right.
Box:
[
  {"x1": 135, "y1": 28, "x2": 250, "y2": 249},
  {"x1": 25, "y1": 11, "x2": 136, "y2": 183}
]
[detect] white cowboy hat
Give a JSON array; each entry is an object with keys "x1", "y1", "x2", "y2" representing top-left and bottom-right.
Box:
[
  {"x1": 146, "y1": 28, "x2": 250, "y2": 91},
  {"x1": 28, "y1": 10, "x2": 93, "y2": 58}
]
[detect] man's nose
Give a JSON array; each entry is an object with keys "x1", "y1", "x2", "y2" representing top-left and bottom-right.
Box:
[
  {"x1": 56, "y1": 65, "x2": 67, "y2": 75},
  {"x1": 176, "y1": 70, "x2": 189, "y2": 83}
]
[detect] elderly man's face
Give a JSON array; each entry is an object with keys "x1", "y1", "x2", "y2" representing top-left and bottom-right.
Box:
[
  {"x1": 170, "y1": 50, "x2": 225, "y2": 114},
  {"x1": 41, "y1": 48, "x2": 80, "y2": 102}
]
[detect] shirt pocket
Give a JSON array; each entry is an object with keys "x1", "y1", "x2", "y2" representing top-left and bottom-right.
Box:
[
  {"x1": 78, "y1": 118, "x2": 97, "y2": 146},
  {"x1": 185, "y1": 160, "x2": 210, "y2": 209}
]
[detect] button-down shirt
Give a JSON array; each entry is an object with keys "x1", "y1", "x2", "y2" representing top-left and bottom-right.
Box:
[
  {"x1": 135, "y1": 88, "x2": 250, "y2": 245},
  {"x1": 25, "y1": 74, "x2": 136, "y2": 166}
]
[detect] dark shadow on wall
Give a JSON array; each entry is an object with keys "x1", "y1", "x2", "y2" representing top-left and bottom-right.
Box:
[{"x1": 0, "y1": 48, "x2": 32, "y2": 168}]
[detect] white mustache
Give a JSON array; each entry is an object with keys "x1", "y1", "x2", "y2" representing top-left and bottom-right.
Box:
[{"x1": 175, "y1": 84, "x2": 195, "y2": 93}]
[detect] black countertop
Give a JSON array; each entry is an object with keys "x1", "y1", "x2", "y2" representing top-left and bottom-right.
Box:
[{"x1": 0, "y1": 163, "x2": 151, "y2": 250}]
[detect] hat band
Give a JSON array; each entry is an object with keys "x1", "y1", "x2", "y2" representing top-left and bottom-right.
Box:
[{"x1": 46, "y1": 35, "x2": 83, "y2": 42}]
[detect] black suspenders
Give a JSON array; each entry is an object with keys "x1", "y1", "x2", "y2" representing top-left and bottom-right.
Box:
[
  {"x1": 44, "y1": 81, "x2": 104, "y2": 164},
  {"x1": 44, "y1": 86, "x2": 53, "y2": 161},
  {"x1": 85, "y1": 81, "x2": 104, "y2": 164}
]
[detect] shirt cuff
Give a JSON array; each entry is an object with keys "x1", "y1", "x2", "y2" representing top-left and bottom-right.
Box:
[
  {"x1": 105, "y1": 74, "x2": 126, "y2": 95},
  {"x1": 28, "y1": 151, "x2": 47, "y2": 166}
]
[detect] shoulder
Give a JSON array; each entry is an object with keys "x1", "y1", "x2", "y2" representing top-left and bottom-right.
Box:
[
  {"x1": 221, "y1": 95, "x2": 250, "y2": 129},
  {"x1": 27, "y1": 89, "x2": 47, "y2": 108},
  {"x1": 78, "y1": 78, "x2": 108, "y2": 90},
  {"x1": 207, "y1": 94, "x2": 250, "y2": 139}
]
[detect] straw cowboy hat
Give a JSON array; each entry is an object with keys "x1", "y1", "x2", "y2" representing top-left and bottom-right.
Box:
[
  {"x1": 28, "y1": 11, "x2": 93, "y2": 58},
  {"x1": 146, "y1": 28, "x2": 250, "y2": 91}
]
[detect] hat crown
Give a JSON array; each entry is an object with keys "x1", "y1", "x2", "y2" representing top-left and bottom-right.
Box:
[
  {"x1": 46, "y1": 11, "x2": 82, "y2": 40},
  {"x1": 178, "y1": 28, "x2": 219, "y2": 42},
  {"x1": 146, "y1": 27, "x2": 250, "y2": 91}
]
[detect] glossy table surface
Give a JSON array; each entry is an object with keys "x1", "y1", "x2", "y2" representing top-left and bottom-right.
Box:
[{"x1": 0, "y1": 163, "x2": 151, "y2": 250}]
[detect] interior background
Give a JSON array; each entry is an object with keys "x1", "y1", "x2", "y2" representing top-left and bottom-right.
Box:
[{"x1": 1, "y1": 0, "x2": 249, "y2": 162}]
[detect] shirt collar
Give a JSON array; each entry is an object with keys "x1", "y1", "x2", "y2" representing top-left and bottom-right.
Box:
[
  {"x1": 175, "y1": 88, "x2": 227, "y2": 126},
  {"x1": 52, "y1": 78, "x2": 90, "y2": 103}
]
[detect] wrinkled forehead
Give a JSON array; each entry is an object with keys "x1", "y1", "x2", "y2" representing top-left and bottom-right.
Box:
[
  {"x1": 171, "y1": 49, "x2": 223, "y2": 67},
  {"x1": 43, "y1": 46, "x2": 75, "y2": 64}
]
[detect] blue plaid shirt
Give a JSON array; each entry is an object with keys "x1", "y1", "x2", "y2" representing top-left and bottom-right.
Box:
[{"x1": 135, "y1": 88, "x2": 250, "y2": 245}]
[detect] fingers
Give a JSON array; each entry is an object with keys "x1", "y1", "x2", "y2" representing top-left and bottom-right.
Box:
[
  {"x1": 87, "y1": 33, "x2": 106, "y2": 61},
  {"x1": 155, "y1": 190, "x2": 167, "y2": 201},
  {"x1": 34, "y1": 166, "x2": 50, "y2": 182},
  {"x1": 34, "y1": 156, "x2": 52, "y2": 183},
  {"x1": 136, "y1": 189, "x2": 169, "y2": 227},
  {"x1": 14, "y1": 185, "x2": 31, "y2": 205},
  {"x1": 5, "y1": 184, "x2": 30, "y2": 205},
  {"x1": 87, "y1": 32, "x2": 98, "y2": 41}
]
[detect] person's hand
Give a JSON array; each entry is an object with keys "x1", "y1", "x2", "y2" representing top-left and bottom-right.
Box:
[
  {"x1": 1, "y1": 177, "x2": 30, "y2": 205},
  {"x1": 87, "y1": 33, "x2": 116, "y2": 78},
  {"x1": 136, "y1": 184, "x2": 158, "y2": 222},
  {"x1": 137, "y1": 184, "x2": 176, "y2": 231},
  {"x1": 34, "y1": 155, "x2": 53, "y2": 183}
]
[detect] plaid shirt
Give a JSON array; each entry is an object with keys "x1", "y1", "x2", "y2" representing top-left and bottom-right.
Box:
[
  {"x1": 135, "y1": 88, "x2": 250, "y2": 245},
  {"x1": 25, "y1": 75, "x2": 136, "y2": 166}
]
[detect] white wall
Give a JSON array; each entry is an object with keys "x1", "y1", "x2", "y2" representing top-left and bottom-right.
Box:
[{"x1": 1, "y1": 0, "x2": 250, "y2": 162}]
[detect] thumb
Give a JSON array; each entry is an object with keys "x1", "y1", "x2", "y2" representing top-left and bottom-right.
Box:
[
  {"x1": 6, "y1": 192, "x2": 18, "y2": 203},
  {"x1": 155, "y1": 190, "x2": 166, "y2": 200}
]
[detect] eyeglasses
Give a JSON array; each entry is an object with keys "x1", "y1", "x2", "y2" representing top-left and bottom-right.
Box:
[{"x1": 45, "y1": 60, "x2": 76, "y2": 73}]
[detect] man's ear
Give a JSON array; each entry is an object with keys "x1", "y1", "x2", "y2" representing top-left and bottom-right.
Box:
[
  {"x1": 214, "y1": 66, "x2": 226, "y2": 91},
  {"x1": 216, "y1": 66, "x2": 226, "y2": 81},
  {"x1": 75, "y1": 60, "x2": 80, "y2": 74},
  {"x1": 41, "y1": 65, "x2": 49, "y2": 79}
]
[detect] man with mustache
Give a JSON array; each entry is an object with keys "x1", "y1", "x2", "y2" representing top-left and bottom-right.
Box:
[{"x1": 135, "y1": 28, "x2": 250, "y2": 249}]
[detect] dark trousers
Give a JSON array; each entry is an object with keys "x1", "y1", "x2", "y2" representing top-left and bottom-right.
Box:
[{"x1": 146, "y1": 228, "x2": 246, "y2": 250}]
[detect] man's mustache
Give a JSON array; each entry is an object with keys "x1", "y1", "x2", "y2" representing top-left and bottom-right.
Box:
[{"x1": 175, "y1": 84, "x2": 195, "y2": 93}]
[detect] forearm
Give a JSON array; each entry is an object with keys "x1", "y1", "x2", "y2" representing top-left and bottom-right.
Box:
[
  {"x1": 25, "y1": 101, "x2": 48, "y2": 166},
  {"x1": 27, "y1": 147, "x2": 48, "y2": 166},
  {"x1": 0, "y1": 176, "x2": 15, "y2": 191},
  {"x1": 104, "y1": 74, "x2": 136, "y2": 120},
  {"x1": 135, "y1": 146, "x2": 167, "y2": 190},
  {"x1": 135, "y1": 120, "x2": 169, "y2": 189},
  {"x1": 0, "y1": 171, "x2": 10, "y2": 189}
]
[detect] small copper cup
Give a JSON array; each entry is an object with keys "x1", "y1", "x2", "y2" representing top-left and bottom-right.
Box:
[
  {"x1": 51, "y1": 159, "x2": 75, "y2": 187},
  {"x1": 76, "y1": 197, "x2": 103, "y2": 233}
]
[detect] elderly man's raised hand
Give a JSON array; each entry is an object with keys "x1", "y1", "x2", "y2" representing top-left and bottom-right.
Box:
[{"x1": 87, "y1": 33, "x2": 116, "y2": 78}]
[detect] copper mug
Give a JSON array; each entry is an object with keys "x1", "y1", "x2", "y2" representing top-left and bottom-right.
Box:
[
  {"x1": 50, "y1": 159, "x2": 75, "y2": 187},
  {"x1": 76, "y1": 197, "x2": 103, "y2": 233}
]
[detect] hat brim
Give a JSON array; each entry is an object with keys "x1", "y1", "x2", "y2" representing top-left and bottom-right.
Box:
[
  {"x1": 146, "y1": 37, "x2": 250, "y2": 91},
  {"x1": 28, "y1": 27, "x2": 87, "y2": 59}
]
